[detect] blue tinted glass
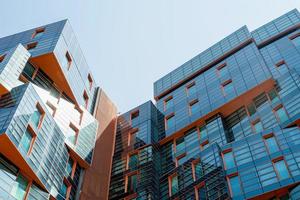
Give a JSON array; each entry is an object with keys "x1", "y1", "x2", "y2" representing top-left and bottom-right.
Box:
[
  {"x1": 60, "y1": 182, "x2": 68, "y2": 197},
  {"x1": 167, "y1": 116, "x2": 175, "y2": 129},
  {"x1": 10, "y1": 175, "x2": 28, "y2": 200},
  {"x1": 223, "y1": 82, "x2": 234, "y2": 95},
  {"x1": 165, "y1": 98, "x2": 173, "y2": 110},
  {"x1": 31, "y1": 110, "x2": 41, "y2": 128},
  {"x1": 171, "y1": 175, "x2": 178, "y2": 195},
  {"x1": 129, "y1": 154, "x2": 139, "y2": 169},
  {"x1": 224, "y1": 152, "x2": 235, "y2": 169},
  {"x1": 277, "y1": 63, "x2": 289, "y2": 75},
  {"x1": 229, "y1": 176, "x2": 242, "y2": 196},
  {"x1": 265, "y1": 137, "x2": 279, "y2": 154},
  {"x1": 276, "y1": 107, "x2": 289, "y2": 123},
  {"x1": 274, "y1": 160, "x2": 289, "y2": 180},
  {"x1": 66, "y1": 158, "x2": 73, "y2": 176},
  {"x1": 190, "y1": 101, "x2": 200, "y2": 115},
  {"x1": 199, "y1": 126, "x2": 207, "y2": 139},
  {"x1": 127, "y1": 174, "x2": 137, "y2": 193},
  {"x1": 219, "y1": 66, "x2": 229, "y2": 77},
  {"x1": 197, "y1": 186, "x2": 206, "y2": 200},
  {"x1": 20, "y1": 130, "x2": 32, "y2": 153},
  {"x1": 187, "y1": 84, "x2": 197, "y2": 96},
  {"x1": 254, "y1": 121, "x2": 263, "y2": 133},
  {"x1": 194, "y1": 163, "x2": 203, "y2": 180},
  {"x1": 292, "y1": 36, "x2": 300, "y2": 47}
]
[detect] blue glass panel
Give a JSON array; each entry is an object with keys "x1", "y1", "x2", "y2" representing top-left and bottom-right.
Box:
[
  {"x1": 171, "y1": 175, "x2": 178, "y2": 195},
  {"x1": 167, "y1": 116, "x2": 175, "y2": 129},
  {"x1": 31, "y1": 109, "x2": 41, "y2": 128},
  {"x1": 254, "y1": 121, "x2": 263, "y2": 133},
  {"x1": 229, "y1": 176, "x2": 242, "y2": 196},
  {"x1": 265, "y1": 137, "x2": 279, "y2": 154},
  {"x1": 20, "y1": 129, "x2": 32, "y2": 153},
  {"x1": 274, "y1": 160, "x2": 289, "y2": 180},
  {"x1": 292, "y1": 36, "x2": 300, "y2": 47},
  {"x1": 224, "y1": 152, "x2": 235, "y2": 169},
  {"x1": 10, "y1": 175, "x2": 28, "y2": 200},
  {"x1": 276, "y1": 107, "x2": 289, "y2": 123}
]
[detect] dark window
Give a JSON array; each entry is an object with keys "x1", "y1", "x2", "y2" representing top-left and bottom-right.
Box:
[
  {"x1": 247, "y1": 103, "x2": 256, "y2": 116},
  {"x1": 127, "y1": 173, "x2": 138, "y2": 193},
  {"x1": 131, "y1": 110, "x2": 139, "y2": 123},
  {"x1": 88, "y1": 73, "x2": 93, "y2": 90},
  {"x1": 128, "y1": 154, "x2": 139, "y2": 170},
  {"x1": 83, "y1": 90, "x2": 89, "y2": 108},
  {"x1": 26, "y1": 42, "x2": 38, "y2": 51},
  {"x1": 65, "y1": 51, "x2": 72, "y2": 70},
  {"x1": 254, "y1": 93, "x2": 268, "y2": 109},
  {"x1": 0, "y1": 54, "x2": 6, "y2": 63},
  {"x1": 274, "y1": 106, "x2": 289, "y2": 123},
  {"x1": 253, "y1": 120, "x2": 263, "y2": 133},
  {"x1": 268, "y1": 88, "x2": 279, "y2": 103},
  {"x1": 23, "y1": 63, "x2": 36, "y2": 79},
  {"x1": 169, "y1": 174, "x2": 178, "y2": 196}
]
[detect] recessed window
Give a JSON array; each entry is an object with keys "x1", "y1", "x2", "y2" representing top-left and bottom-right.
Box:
[
  {"x1": 10, "y1": 174, "x2": 28, "y2": 199},
  {"x1": 83, "y1": 90, "x2": 89, "y2": 109},
  {"x1": 222, "y1": 80, "x2": 234, "y2": 96},
  {"x1": 131, "y1": 110, "x2": 139, "y2": 124},
  {"x1": 175, "y1": 137, "x2": 185, "y2": 156},
  {"x1": 222, "y1": 149, "x2": 235, "y2": 170},
  {"x1": 128, "y1": 128, "x2": 139, "y2": 146},
  {"x1": 186, "y1": 82, "x2": 197, "y2": 96},
  {"x1": 247, "y1": 103, "x2": 256, "y2": 116},
  {"x1": 252, "y1": 120, "x2": 263, "y2": 133},
  {"x1": 68, "y1": 123, "x2": 79, "y2": 145},
  {"x1": 46, "y1": 101, "x2": 56, "y2": 117},
  {"x1": 274, "y1": 105, "x2": 289, "y2": 123},
  {"x1": 32, "y1": 27, "x2": 45, "y2": 39},
  {"x1": 217, "y1": 63, "x2": 229, "y2": 77},
  {"x1": 128, "y1": 153, "x2": 139, "y2": 170},
  {"x1": 88, "y1": 73, "x2": 93, "y2": 90},
  {"x1": 126, "y1": 173, "x2": 138, "y2": 193},
  {"x1": 165, "y1": 114, "x2": 175, "y2": 130},
  {"x1": 65, "y1": 51, "x2": 72, "y2": 70},
  {"x1": 192, "y1": 159, "x2": 203, "y2": 181},
  {"x1": 189, "y1": 99, "x2": 200, "y2": 115},
  {"x1": 291, "y1": 34, "x2": 300, "y2": 47},
  {"x1": 176, "y1": 154, "x2": 186, "y2": 166},
  {"x1": 59, "y1": 179, "x2": 71, "y2": 199},
  {"x1": 273, "y1": 158, "x2": 290, "y2": 180},
  {"x1": 169, "y1": 174, "x2": 178, "y2": 196},
  {"x1": 275, "y1": 60, "x2": 289, "y2": 75},
  {"x1": 30, "y1": 103, "x2": 45, "y2": 129},
  {"x1": 26, "y1": 42, "x2": 38, "y2": 51},
  {"x1": 66, "y1": 157, "x2": 74, "y2": 177},
  {"x1": 164, "y1": 96, "x2": 173, "y2": 110},
  {"x1": 20, "y1": 127, "x2": 36, "y2": 155},
  {"x1": 0, "y1": 54, "x2": 6, "y2": 63},
  {"x1": 199, "y1": 125, "x2": 208, "y2": 140},
  {"x1": 195, "y1": 182, "x2": 206, "y2": 200},
  {"x1": 264, "y1": 134, "x2": 279, "y2": 154},
  {"x1": 227, "y1": 174, "x2": 242, "y2": 197},
  {"x1": 268, "y1": 88, "x2": 279, "y2": 104}
]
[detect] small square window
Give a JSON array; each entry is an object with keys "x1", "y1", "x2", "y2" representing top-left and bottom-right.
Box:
[
  {"x1": 274, "y1": 105, "x2": 289, "y2": 123},
  {"x1": 164, "y1": 96, "x2": 173, "y2": 110},
  {"x1": 252, "y1": 120, "x2": 263, "y2": 133},
  {"x1": 227, "y1": 174, "x2": 242, "y2": 197},
  {"x1": 217, "y1": 63, "x2": 228, "y2": 77},
  {"x1": 264, "y1": 134, "x2": 280, "y2": 154},
  {"x1": 26, "y1": 42, "x2": 38, "y2": 51},
  {"x1": 88, "y1": 73, "x2": 93, "y2": 90},
  {"x1": 273, "y1": 158, "x2": 290, "y2": 180},
  {"x1": 32, "y1": 27, "x2": 45, "y2": 39},
  {"x1": 186, "y1": 82, "x2": 197, "y2": 96},
  {"x1": 275, "y1": 60, "x2": 289, "y2": 75},
  {"x1": 83, "y1": 90, "x2": 89, "y2": 109},
  {"x1": 168, "y1": 173, "x2": 178, "y2": 196},
  {"x1": 222, "y1": 80, "x2": 234, "y2": 96},
  {"x1": 65, "y1": 51, "x2": 72, "y2": 70},
  {"x1": 0, "y1": 54, "x2": 6, "y2": 63},
  {"x1": 199, "y1": 125, "x2": 207, "y2": 140},
  {"x1": 165, "y1": 114, "x2": 175, "y2": 130},
  {"x1": 189, "y1": 99, "x2": 200, "y2": 115},
  {"x1": 68, "y1": 123, "x2": 79, "y2": 145}
]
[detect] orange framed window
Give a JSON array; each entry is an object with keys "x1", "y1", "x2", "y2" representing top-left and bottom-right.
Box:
[
  {"x1": 74, "y1": 105, "x2": 83, "y2": 125},
  {"x1": 192, "y1": 159, "x2": 202, "y2": 181},
  {"x1": 127, "y1": 153, "x2": 139, "y2": 170},
  {"x1": 194, "y1": 181, "x2": 205, "y2": 200},
  {"x1": 66, "y1": 156, "x2": 76, "y2": 178},
  {"x1": 189, "y1": 99, "x2": 199, "y2": 115},
  {"x1": 175, "y1": 153, "x2": 186, "y2": 167},
  {"x1": 130, "y1": 110, "x2": 139, "y2": 124},
  {"x1": 32, "y1": 27, "x2": 45, "y2": 39},
  {"x1": 186, "y1": 82, "x2": 196, "y2": 96},
  {"x1": 222, "y1": 148, "x2": 235, "y2": 170},
  {"x1": 200, "y1": 140, "x2": 209, "y2": 150},
  {"x1": 275, "y1": 60, "x2": 289, "y2": 75},
  {"x1": 252, "y1": 119, "x2": 263, "y2": 133},
  {"x1": 263, "y1": 133, "x2": 280, "y2": 154},
  {"x1": 272, "y1": 157, "x2": 290, "y2": 181},
  {"x1": 20, "y1": 126, "x2": 36, "y2": 155},
  {"x1": 165, "y1": 113, "x2": 175, "y2": 130},
  {"x1": 59, "y1": 178, "x2": 72, "y2": 200},
  {"x1": 227, "y1": 173, "x2": 242, "y2": 197},
  {"x1": 125, "y1": 171, "x2": 139, "y2": 194},
  {"x1": 216, "y1": 63, "x2": 228, "y2": 77},
  {"x1": 26, "y1": 42, "x2": 38, "y2": 50},
  {"x1": 68, "y1": 123, "x2": 79, "y2": 145},
  {"x1": 30, "y1": 103, "x2": 45, "y2": 130},
  {"x1": 267, "y1": 88, "x2": 280, "y2": 104},
  {"x1": 290, "y1": 33, "x2": 300, "y2": 47},
  {"x1": 273, "y1": 105, "x2": 289, "y2": 123},
  {"x1": 128, "y1": 128, "x2": 139, "y2": 146},
  {"x1": 88, "y1": 73, "x2": 93, "y2": 90},
  {"x1": 0, "y1": 54, "x2": 6, "y2": 63},
  {"x1": 164, "y1": 96, "x2": 173, "y2": 111},
  {"x1": 168, "y1": 173, "x2": 178, "y2": 197},
  {"x1": 10, "y1": 173, "x2": 31, "y2": 200},
  {"x1": 221, "y1": 79, "x2": 234, "y2": 96}
]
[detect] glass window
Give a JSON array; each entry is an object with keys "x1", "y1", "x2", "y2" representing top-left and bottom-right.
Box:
[
  {"x1": 65, "y1": 51, "x2": 72, "y2": 69},
  {"x1": 83, "y1": 90, "x2": 89, "y2": 108},
  {"x1": 218, "y1": 64, "x2": 229, "y2": 77},
  {"x1": 33, "y1": 28, "x2": 45, "y2": 39},
  {"x1": 265, "y1": 136, "x2": 279, "y2": 154},
  {"x1": 23, "y1": 63, "x2": 36, "y2": 78},
  {"x1": 128, "y1": 154, "x2": 139, "y2": 170},
  {"x1": 31, "y1": 106, "x2": 42, "y2": 129},
  {"x1": 196, "y1": 185, "x2": 206, "y2": 200},
  {"x1": 26, "y1": 42, "x2": 38, "y2": 51},
  {"x1": 164, "y1": 97, "x2": 173, "y2": 110},
  {"x1": 68, "y1": 125, "x2": 78, "y2": 145},
  {"x1": 186, "y1": 83, "x2": 197, "y2": 96},
  {"x1": 176, "y1": 137, "x2": 185, "y2": 156},
  {"x1": 274, "y1": 160, "x2": 290, "y2": 180},
  {"x1": 189, "y1": 100, "x2": 200, "y2": 115},
  {"x1": 292, "y1": 36, "x2": 300, "y2": 47},
  {"x1": 223, "y1": 81, "x2": 234, "y2": 96},
  {"x1": 223, "y1": 151, "x2": 235, "y2": 169},
  {"x1": 193, "y1": 161, "x2": 203, "y2": 180},
  {"x1": 127, "y1": 174, "x2": 137, "y2": 193},
  {"x1": 247, "y1": 103, "x2": 256, "y2": 116},
  {"x1": 275, "y1": 106, "x2": 289, "y2": 123},
  {"x1": 170, "y1": 174, "x2": 178, "y2": 196},
  {"x1": 228, "y1": 175, "x2": 242, "y2": 197},
  {"x1": 166, "y1": 115, "x2": 175, "y2": 129},
  {"x1": 268, "y1": 89, "x2": 279, "y2": 103},
  {"x1": 88, "y1": 73, "x2": 93, "y2": 90},
  {"x1": 276, "y1": 62, "x2": 289, "y2": 75},
  {"x1": 20, "y1": 129, "x2": 33, "y2": 153},
  {"x1": 66, "y1": 158, "x2": 74, "y2": 176},
  {"x1": 253, "y1": 120, "x2": 263, "y2": 133},
  {"x1": 0, "y1": 54, "x2": 5, "y2": 63},
  {"x1": 199, "y1": 126, "x2": 207, "y2": 140},
  {"x1": 59, "y1": 182, "x2": 69, "y2": 198},
  {"x1": 10, "y1": 174, "x2": 28, "y2": 200},
  {"x1": 131, "y1": 110, "x2": 139, "y2": 124}
]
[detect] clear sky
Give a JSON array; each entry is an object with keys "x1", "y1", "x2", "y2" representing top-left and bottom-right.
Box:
[{"x1": 1, "y1": 1, "x2": 300, "y2": 113}]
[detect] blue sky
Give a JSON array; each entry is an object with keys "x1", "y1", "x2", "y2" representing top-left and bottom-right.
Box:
[{"x1": 2, "y1": 1, "x2": 300, "y2": 112}]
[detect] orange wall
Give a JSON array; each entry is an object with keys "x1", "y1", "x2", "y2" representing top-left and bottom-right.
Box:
[{"x1": 80, "y1": 89, "x2": 117, "y2": 200}]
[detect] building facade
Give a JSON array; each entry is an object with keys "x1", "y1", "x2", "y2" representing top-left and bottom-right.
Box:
[
  {"x1": 0, "y1": 20, "x2": 117, "y2": 199},
  {"x1": 108, "y1": 9, "x2": 300, "y2": 200}
]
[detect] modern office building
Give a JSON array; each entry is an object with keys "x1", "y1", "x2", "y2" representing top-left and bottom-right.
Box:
[
  {"x1": 0, "y1": 20, "x2": 117, "y2": 199},
  {"x1": 108, "y1": 9, "x2": 300, "y2": 200}
]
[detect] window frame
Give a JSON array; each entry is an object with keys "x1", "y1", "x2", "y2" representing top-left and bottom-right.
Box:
[
  {"x1": 130, "y1": 110, "x2": 139, "y2": 124},
  {"x1": 128, "y1": 128, "x2": 139, "y2": 146},
  {"x1": 226, "y1": 172, "x2": 242, "y2": 197},
  {"x1": 46, "y1": 101, "x2": 57, "y2": 117},
  {"x1": 125, "y1": 171, "x2": 139, "y2": 193},
  {"x1": 32, "y1": 102, "x2": 45, "y2": 130},
  {"x1": 164, "y1": 96, "x2": 173, "y2": 111},
  {"x1": 273, "y1": 104, "x2": 289, "y2": 123},
  {"x1": 251, "y1": 118, "x2": 264, "y2": 133},
  {"x1": 32, "y1": 27, "x2": 45, "y2": 39},
  {"x1": 216, "y1": 63, "x2": 228, "y2": 77},
  {"x1": 26, "y1": 42, "x2": 38, "y2": 50},
  {"x1": 221, "y1": 79, "x2": 234, "y2": 96},
  {"x1": 263, "y1": 133, "x2": 280, "y2": 154},
  {"x1": 87, "y1": 73, "x2": 93, "y2": 90},
  {"x1": 127, "y1": 151, "x2": 139, "y2": 170},
  {"x1": 165, "y1": 113, "x2": 175, "y2": 130},
  {"x1": 192, "y1": 158, "x2": 201, "y2": 181},
  {"x1": 222, "y1": 148, "x2": 236, "y2": 170},
  {"x1": 185, "y1": 81, "x2": 196, "y2": 96},
  {"x1": 194, "y1": 181, "x2": 205, "y2": 200},
  {"x1": 272, "y1": 156, "x2": 290, "y2": 181},
  {"x1": 65, "y1": 51, "x2": 72, "y2": 70},
  {"x1": 83, "y1": 90, "x2": 89, "y2": 109},
  {"x1": 168, "y1": 173, "x2": 178, "y2": 197},
  {"x1": 22, "y1": 126, "x2": 37, "y2": 156},
  {"x1": 0, "y1": 54, "x2": 6, "y2": 63},
  {"x1": 189, "y1": 99, "x2": 199, "y2": 116}
]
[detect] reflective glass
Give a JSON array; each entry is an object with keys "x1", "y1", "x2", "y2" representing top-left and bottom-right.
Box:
[
  {"x1": 223, "y1": 82, "x2": 234, "y2": 95},
  {"x1": 171, "y1": 175, "x2": 178, "y2": 195},
  {"x1": 219, "y1": 66, "x2": 229, "y2": 77},
  {"x1": 274, "y1": 160, "x2": 289, "y2": 180},
  {"x1": 60, "y1": 182, "x2": 68, "y2": 197},
  {"x1": 275, "y1": 107, "x2": 289, "y2": 123},
  {"x1": 265, "y1": 137, "x2": 279, "y2": 154},
  {"x1": 166, "y1": 115, "x2": 175, "y2": 129},
  {"x1": 229, "y1": 176, "x2": 242, "y2": 197},
  {"x1": 129, "y1": 154, "x2": 139, "y2": 169},
  {"x1": 127, "y1": 174, "x2": 137, "y2": 193},
  {"x1": 187, "y1": 84, "x2": 197, "y2": 96},
  {"x1": 165, "y1": 98, "x2": 173, "y2": 110},
  {"x1": 10, "y1": 175, "x2": 28, "y2": 200},
  {"x1": 253, "y1": 121, "x2": 263, "y2": 133},
  {"x1": 223, "y1": 152, "x2": 235, "y2": 169},
  {"x1": 292, "y1": 36, "x2": 300, "y2": 47},
  {"x1": 31, "y1": 109, "x2": 41, "y2": 128},
  {"x1": 20, "y1": 129, "x2": 32, "y2": 153}
]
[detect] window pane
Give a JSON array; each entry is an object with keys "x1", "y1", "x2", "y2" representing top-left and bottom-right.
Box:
[
  {"x1": 165, "y1": 98, "x2": 173, "y2": 110},
  {"x1": 10, "y1": 174, "x2": 28, "y2": 200},
  {"x1": 129, "y1": 154, "x2": 139, "y2": 170},
  {"x1": 276, "y1": 107, "x2": 288, "y2": 123},
  {"x1": 66, "y1": 158, "x2": 73, "y2": 176},
  {"x1": 265, "y1": 137, "x2": 279, "y2": 154},
  {"x1": 194, "y1": 162, "x2": 203, "y2": 180},
  {"x1": 190, "y1": 101, "x2": 200, "y2": 115},
  {"x1": 187, "y1": 84, "x2": 197, "y2": 96},
  {"x1": 223, "y1": 82, "x2": 234, "y2": 95},
  {"x1": 31, "y1": 109, "x2": 41, "y2": 128},
  {"x1": 277, "y1": 63, "x2": 289, "y2": 75},
  {"x1": 199, "y1": 126, "x2": 207, "y2": 140},
  {"x1": 228, "y1": 176, "x2": 242, "y2": 197},
  {"x1": 247, "y1": 103, "x2": 256, "y2": 116},
  {"x1": 292, "y1": 36, "x2": 300, "y2": 47},
  {"x1": 176, "y1": 138, "x2": 185, "y2": 156},
  {"x1": 197, "y1": 186, "x2": 206, "y2": 200},
  {"x1": 223, "y1": 152, "x2": 235, "y2": 169},
  {"x1": 20, "y1": 130, "x2": 32, "y2": 153},
  {"x1": 253, "y1": 121, "x2": 263, "y2": 133},
  {"x1": 59, "y1": 182, "x2": 68, "y2": 197},
  {"x1": 127, "y1": 174, "x2": 137, "y2": 193},
  {"x1": 268, "y1": 89, "x2": 279, "y2": 103},
  {"x1": 171, "y1": 175, "x2": 178, "y2": 195},
  {"x1": 219, "y1": 66, "x2": 229, "y2": 77},
  {"x1": 274, "y1": 160, "x2": 289, "y2": 180},
  {"x1": 68, "y1": 127, "x2": 77, "y2": 145},
  {"x1": 166, "y1": 116, "x2": 175, "y2": 129}
]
